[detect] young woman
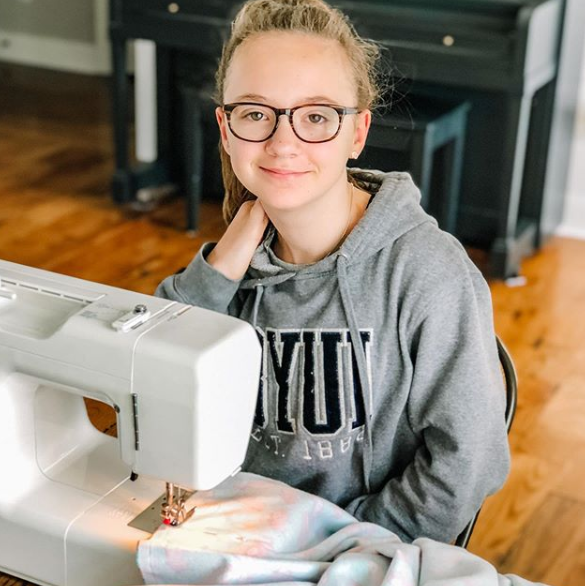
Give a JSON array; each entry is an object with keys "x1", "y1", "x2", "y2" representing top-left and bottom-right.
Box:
[{"x1": 157, "y1": 0, "x2": 510, "y2": 544}]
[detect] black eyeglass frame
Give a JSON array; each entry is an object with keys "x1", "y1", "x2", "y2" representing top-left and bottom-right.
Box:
[{"x1": 222, "y1": 102, "x2": 361, "y2": 143}]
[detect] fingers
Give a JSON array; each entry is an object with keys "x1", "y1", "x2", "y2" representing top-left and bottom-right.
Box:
[{"x1": 207, "y1": 198, "x2": 269, "y2": 280}]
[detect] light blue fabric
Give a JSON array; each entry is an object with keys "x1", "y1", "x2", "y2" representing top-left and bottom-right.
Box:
[{"x1": 137, "y1": 473, "x2": 545, "y2": 586}]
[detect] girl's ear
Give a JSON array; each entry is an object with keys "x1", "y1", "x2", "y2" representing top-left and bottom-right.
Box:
[
  {"x1": 351, "y1": 109, "x2": 372, "y2": 158},
  {"x1": 216, "y1": 107, "x2": 231, "y2": 155}
]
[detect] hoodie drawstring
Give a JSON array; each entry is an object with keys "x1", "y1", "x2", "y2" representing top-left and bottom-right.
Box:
[
  {"x1": 251, "y1": 284, "x2": 265, "y2": 329},
  {"x1": 247, "y1": 260, "x2": 372, "y2": 493},
  {"x1": 244, "y1": 271, "x2": 297, "y2": 328},
  {"x1": 337, "y1": 254, "x2": 373, "y2": 493}
]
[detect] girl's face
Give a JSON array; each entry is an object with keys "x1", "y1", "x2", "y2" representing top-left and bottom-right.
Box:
[{"x1": 216, "y1": 31, "x2": 371, "y2": 215}]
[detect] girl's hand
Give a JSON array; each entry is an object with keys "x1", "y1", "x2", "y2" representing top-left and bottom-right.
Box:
[{"x1": 207, "y1": 199, "x2": 269, "y2": 280}]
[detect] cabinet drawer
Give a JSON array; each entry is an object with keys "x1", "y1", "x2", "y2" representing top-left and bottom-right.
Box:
[
  {"x1": 111, "y1": 0, "x2": 234, "y2": 52},
  {"x1": 335, "y1": 0, "x2": 560, "y2": 91},
  {"x1": 121, "y1": 0, "x2": 236, "y2": 21}
]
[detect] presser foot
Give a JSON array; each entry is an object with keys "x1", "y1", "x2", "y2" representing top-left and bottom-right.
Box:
[{"x1": 161, "y1": 482, "x2": 195, "y2": 526}]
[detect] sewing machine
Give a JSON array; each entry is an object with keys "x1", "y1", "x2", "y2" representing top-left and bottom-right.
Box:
[{"x1": 0, "y1": 259, "x2": 262, "y2": 586}]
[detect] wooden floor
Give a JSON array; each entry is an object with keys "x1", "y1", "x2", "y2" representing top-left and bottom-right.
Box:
[{"x1": 1, "y1": 64, "x2": 585, "y2": 586}]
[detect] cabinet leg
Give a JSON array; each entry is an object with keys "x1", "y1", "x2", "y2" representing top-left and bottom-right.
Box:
[
  {"x1": 489, "y1": 94, "x2": 534, "y2": 278},
  {"x1": 111, "y1": 38, "x2": 134, "y2": 204}
]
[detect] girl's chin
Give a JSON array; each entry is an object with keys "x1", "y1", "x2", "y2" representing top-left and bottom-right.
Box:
[
  {"x1": 252, "y1": 187, "x2": 313, "y2": 210},
  {"x1": 257, "y1": 198, "x2": 310, "y2": 214}
]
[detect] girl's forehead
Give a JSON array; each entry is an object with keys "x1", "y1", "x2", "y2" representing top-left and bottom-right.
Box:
[{"x1": 224, "y1": 31, "x2": 357, "y2": 105}]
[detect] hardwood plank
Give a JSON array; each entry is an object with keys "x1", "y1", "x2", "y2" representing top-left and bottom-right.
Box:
[
  {"x1": 467, "y1": 452, "x2": 556, "y2": 565},
  {"x1": 498, "y1": 495, "x2": 585, "y2": 586},
  {"x1": 519, "y1": 374, "x2": 585, "y2": 463}
]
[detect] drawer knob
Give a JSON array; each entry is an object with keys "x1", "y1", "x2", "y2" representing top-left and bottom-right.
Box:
[
  {"x1": 168, "y1": 2, "x2": 180, "y2": 13},
  {"x1": 442, "y1": 35, "x2": 455, "y2": 47}
]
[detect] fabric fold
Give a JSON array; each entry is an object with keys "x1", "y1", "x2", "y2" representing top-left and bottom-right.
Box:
[{"x1": 136, "y1": 473, "x2": 547, "y2": 586}]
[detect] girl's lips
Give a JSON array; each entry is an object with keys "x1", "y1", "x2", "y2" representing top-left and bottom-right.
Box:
[{"x1": 260, "y1": 167, "x2": 309, "y2": 177}]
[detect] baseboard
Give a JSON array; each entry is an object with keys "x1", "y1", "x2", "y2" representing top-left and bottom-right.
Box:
[{"x1": 557, "y1": 193, "x2": 585, "y2": 240}]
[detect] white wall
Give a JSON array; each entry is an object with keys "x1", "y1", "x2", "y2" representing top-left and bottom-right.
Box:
[
  {"x1": 0, "y1": 0, "x2": 110, "y2": 74},
  {"x1": 557, "y1": 48, "x2": 585, "y2": 239},
  {"x1": 0, "y1": 0, "x2": 95, "y2": 42}
]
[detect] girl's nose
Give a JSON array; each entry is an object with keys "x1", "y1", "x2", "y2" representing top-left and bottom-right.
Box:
[{"x1": 265, "y1": 115, "x2": 302, "y2": 155}]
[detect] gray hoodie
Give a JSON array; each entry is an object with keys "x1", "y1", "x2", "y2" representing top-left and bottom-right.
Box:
[{"x1": 156, "y1": 171, "x2": 510, "y2": 543}]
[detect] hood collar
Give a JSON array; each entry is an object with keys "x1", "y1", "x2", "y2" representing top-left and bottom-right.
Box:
[{"x1": 241, "y1": 171, "x2": 433, "y2": 289}]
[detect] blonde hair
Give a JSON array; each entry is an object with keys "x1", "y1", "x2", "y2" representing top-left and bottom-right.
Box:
[{"x1": 215, "y1": 0, "x2": 383, "y2": 223}]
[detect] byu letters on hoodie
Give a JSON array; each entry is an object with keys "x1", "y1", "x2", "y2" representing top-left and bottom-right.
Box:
[{"x1": 156, "y1": 171, "x2": 510, "y2": 543}]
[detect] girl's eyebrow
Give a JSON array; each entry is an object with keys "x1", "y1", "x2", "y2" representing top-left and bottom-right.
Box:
[
  {"x1": 232, "y1": 93, "x2": 269, "y2": 102},
  {"x1": 231, "y1": 93, "x2": 341, "y2": 104}
]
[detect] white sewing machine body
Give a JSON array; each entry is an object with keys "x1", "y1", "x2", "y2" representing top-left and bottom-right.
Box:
[{"x1": 0, "y1": 260, "x2": 262, "y2": 586}]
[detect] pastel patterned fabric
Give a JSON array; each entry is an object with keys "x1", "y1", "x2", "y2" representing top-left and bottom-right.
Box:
[{"x1": 137, "y1": 473, "x2": 545, "y2": 586}]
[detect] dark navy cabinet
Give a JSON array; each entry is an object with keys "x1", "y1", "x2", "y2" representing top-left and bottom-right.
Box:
[{"x1": 109, "y1": 0, "x2": 585, "y2": 278}]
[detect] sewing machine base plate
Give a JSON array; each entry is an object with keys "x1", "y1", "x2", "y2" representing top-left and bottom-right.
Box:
[{"x1": 128, "y1": 491, "x2": 194, "y2": 534}]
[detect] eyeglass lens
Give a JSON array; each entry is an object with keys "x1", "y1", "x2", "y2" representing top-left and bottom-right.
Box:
[{"x1": 228, "y1": 105, "x2": 341, "y2": 142}]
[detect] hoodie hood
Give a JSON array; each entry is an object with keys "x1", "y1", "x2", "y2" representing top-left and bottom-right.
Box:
[{"x1": 240, "y1": 171, "x2": 434, "y2": 289}]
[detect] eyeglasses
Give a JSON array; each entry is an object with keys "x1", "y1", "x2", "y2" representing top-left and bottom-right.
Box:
[{"x1": 222, "y1": 102, "x2": 360, "y2": 143}]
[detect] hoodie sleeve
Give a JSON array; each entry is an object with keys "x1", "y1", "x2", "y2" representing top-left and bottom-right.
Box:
[
  {"x1": 155, "y1": 242, "x2": 242, "y2": 313},
  {"x1": 345, "y1": 268, "x2": 511, "y2": 543}
]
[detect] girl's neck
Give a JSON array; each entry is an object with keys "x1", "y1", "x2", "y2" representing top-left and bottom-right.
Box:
[{"x1": 271, "y1": 182, "x2": 370, "y2": 265}]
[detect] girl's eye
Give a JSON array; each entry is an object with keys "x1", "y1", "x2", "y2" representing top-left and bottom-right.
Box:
[
  {"x1": 308, "y1": 113, "x2": 326, "y2": 124},
  {"x1": 245, "y1": 111, "x2": 266, "y2": 122}
]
